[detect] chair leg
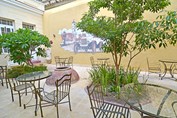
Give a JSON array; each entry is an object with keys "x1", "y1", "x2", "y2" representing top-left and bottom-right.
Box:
[
  {"x1": 5, "y1": 78, "x2": 8, "y2": 88},
  {"x1": 68, "y1": 94, "x2": 72, "y2": 111},
  {"x1": 1, "y1": 78, "x2": 4, "y2": 86},
  {"x1": 39, "y1": 101, "x2": 43, "y2": 117},
  {"x1": 56, "y1": 104, "x2": 59, "y2": 118},
  {"x1": 159, "y1": 73, "x2": 161, "y2": 77},
  {"x1": 18, "y1": 91, "x2": 22, "y2": 107},
  {"x1": 10, "y1": 89, "x2": 14, "y2": 102}
]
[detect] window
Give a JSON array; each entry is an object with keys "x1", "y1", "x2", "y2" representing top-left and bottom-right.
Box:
[
  {"x1": 22, "y1": 23, "x2": 36, "y2": 30},
  {"x1": 0, "y1": 19, "x2": 13, "y2": 26},
  {"x1": 0, "y1": 18, "x2": 14, "y2": 54}
]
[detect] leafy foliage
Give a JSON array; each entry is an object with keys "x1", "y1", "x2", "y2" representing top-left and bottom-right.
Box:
[
  {"x1": 77, "y1": 0, "x2": 171, "y2": 72},
  {"x1": 7, "y1": 65, "x2": 47, "y2": 78},
  {"x1": 0, "y1": 28, "x2": 51, "y2": 65}
]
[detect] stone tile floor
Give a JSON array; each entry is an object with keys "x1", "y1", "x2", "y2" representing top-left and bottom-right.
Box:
[{"x1": 0, "y1": 64, "x2": 177, "y2": 118}]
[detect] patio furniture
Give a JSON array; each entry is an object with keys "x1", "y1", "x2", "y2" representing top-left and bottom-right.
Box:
[
  {"x1": 46, "y1": 66, "x2": 79, "y2": 86},
  {"x1": 0, "y1": 65, "x2": 8, "y2": 88},
  {"x1": 97, "y1": 58, "x2": 110, "y2": 66},
  {"x1": 8, "y1": 77, "x2": 33, "y2": 107},
  {"x1": 37, "y1": 73, "x2": 72, "y2": 118},
  {"x1": 121, "y1": 83, "x2": 177, "y2": 118},
  {"x1": 159, "y1": 59, "x2": 177, "y2": 80},
  {"x1": 90, "y1": 56, "x2": 101, "y2": 68},
  {"x1": 65, "y1": 56, "x2": 73, "y2": 67},
  {"x1": 16, "y1": 71, "x2": 52, "y2": 115},
  {"x1": 87, "y1": 82, "x2": 131, "y2": 118},
  {"x1": 54, "y1": 56, "x2": 68, "y2": 67},
  {"x1": 147, "y1": 58, "x2": 161, "y2": 77}
]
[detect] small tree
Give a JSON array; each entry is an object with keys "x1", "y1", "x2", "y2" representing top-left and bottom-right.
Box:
[
  {"x1": 77, "y1": 0, "x2": 174, "y2": 85},
  {"x1": 0, "y1": 28, "x2": 51, "y2": 65}
]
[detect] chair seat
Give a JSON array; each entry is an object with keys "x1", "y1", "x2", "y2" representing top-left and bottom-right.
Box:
[
  {"x1": 94, "y1": 102, "x2": 130, "y2": 118},
  {"x1": 14, "y1": 83, "x2": 32, "y2": 91},
  {"x1": 42, "y1": 90, "x2": 68, "y2": 104},
  {"x1": 38, "y1": 74, "x2": 72, "y2": 118}
]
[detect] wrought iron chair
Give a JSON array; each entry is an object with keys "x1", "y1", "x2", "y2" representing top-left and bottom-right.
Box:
[
  {"x1": 7, "y1": 77, "x2": 33, "y2": 107},
  {"x1": 147, "y1": 58, "x2": 161, "y2": 77},
  {"x1": 38, "y1": 73, "x2": 72, "y2": 118},
  {"x1": 65, "y1": 56, "x2": 73, "y2": 68},
  {"x1": 87, "y1": 82, "x2": 131, "y2": 118},
  {"x1": 90, "y1": 56, "x2": 101, "y2": 68},
  {"x1": 0, "y1": 65, "x2": 8, "y2": 88},
  {"x1": 55, "y1": 56, "x2": 66, "y2": 67}
]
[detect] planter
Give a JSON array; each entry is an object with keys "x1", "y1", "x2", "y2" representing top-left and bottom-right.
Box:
[{"x1": 45, "y1": 66, "x2": 79, "y2": 86}]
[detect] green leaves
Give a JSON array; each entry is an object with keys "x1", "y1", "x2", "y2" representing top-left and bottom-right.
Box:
[
  {"x1": 77, "y1": 0, "x2": 172, "y2": 74},
  {"x1": 0, "y1": 28, "x2": 51, "y2": 65}
]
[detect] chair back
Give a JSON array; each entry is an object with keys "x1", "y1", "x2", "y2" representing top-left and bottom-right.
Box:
[
  {"x1": 87, "y1": 82, "x2": 104, "y2": 117},
  {"x1": 68, "y1": 56, "x2": 73, "y2": 64},
  {"x1": 8, "y1": 77, "x2": 26, "y2": 91},
  {"x1": 55, "y1": 73, "x2": 72, "y2": 102},
  {"x1": 55, "y1": 56, "x2": 60, "y2": 63},
  {"x1": 90, "y1": 56, "x2": 95, "y2": 66},
  {"x1": 0, "y1": 66, "x2": 8, "y2": 86}
]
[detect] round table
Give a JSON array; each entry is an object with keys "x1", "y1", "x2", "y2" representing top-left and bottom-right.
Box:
[
  {"x1": 121, "y1": 83, "x2": 177, "y2": 118},
  {"x1": 16, "y1": 71, "x2": 52, "y2": 116}
]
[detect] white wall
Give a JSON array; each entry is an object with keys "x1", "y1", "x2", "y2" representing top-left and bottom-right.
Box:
[
  {"x1": 0, "y1": 0, "x2": 44, "y2": 33},
  {"x1": 0, "y1": 0, "x2": 44, "y2": 65}
]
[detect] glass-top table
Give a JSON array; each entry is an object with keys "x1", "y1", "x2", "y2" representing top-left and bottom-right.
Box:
[
  {"x1": 16, "y1": 71, "x2": 52, "y2": 82},
  {"x1": 16, "y1": 71, "x2": 52, "y2": 116},
  {"x1": 121, "y1": 83, "x2": 177, "y2": 118}
]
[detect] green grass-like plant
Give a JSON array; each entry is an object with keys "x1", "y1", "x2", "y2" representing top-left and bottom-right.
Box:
[{"x1": 89, "y1": 66, "x2": 139, "y2": 96}]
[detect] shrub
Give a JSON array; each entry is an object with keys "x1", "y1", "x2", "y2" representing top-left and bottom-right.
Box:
[{"x1": 7, "y1": 64, "x2": 47, "y2": 78}]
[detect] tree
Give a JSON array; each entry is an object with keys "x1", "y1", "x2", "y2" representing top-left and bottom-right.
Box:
[
  {"x1": 77, "y1": 0, "x2": 173, "y2": 85},
  {"x1": 77, "y1": 0, "x2": 170, "y2": 70},
  {"x1": 0, "y1": 28, "x2": 51, "y2": 66}
]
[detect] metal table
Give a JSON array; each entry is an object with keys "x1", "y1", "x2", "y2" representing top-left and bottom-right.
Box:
[
  {"x1": 97, "y1": 58, "x2": 110, "y2": 66},
  {"x1": 16, "y1": 71, "x2": 52, "y2": 116},
  {"x1": 121, "y1": 83, "x2": 177, "y2": 118},
  {"x1": 159, "y1": 60, "x2": 177, "y2": 80}
]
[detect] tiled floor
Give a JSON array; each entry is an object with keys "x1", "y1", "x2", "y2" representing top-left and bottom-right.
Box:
[{"x1": 0, "y1": 64, "x2": 177, "y2": 118}]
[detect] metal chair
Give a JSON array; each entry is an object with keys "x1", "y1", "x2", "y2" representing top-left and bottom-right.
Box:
[
  {"x1": 7, "y1": 77, "x2": 33, "y2": 107},
  {"x1": 38, "y1": 73, "x2": 72, "y2": 118},
  {"x1": 65, "y1": 56, "x2": 73, "y2": 68},
  {"x1": 147, "y1": 58, "x2": 161, "y2": 77},
  {"x1": 54, "y1": 56, "x2": 66, "y2": 67},
  {"x1": 90, "y1": 56, "x2": 101, "y2": 68},
  {"x1": 87, "y1": 82, "x2": 131, "y2": 118},
  {"x1": 0, "y1": 65, "x2": 8, "y2": 88}
]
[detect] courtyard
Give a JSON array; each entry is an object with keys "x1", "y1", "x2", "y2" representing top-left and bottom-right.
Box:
[{"x1": 1, "y1": 64, "x2": 177, "y2": 118}]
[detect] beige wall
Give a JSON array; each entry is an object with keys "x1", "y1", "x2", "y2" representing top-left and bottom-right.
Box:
[{"x1": 44, "y1": 0, "x2": 177, "y2": 71}]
